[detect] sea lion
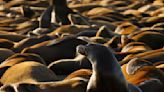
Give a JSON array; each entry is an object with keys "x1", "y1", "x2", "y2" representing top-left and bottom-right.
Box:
[
  {"x1": 48, "y1": 0, "x2": 75, "y2": 25},
  {"x1": 95, "y1": 26, "x2": 117, "y2": 39},
  {"x1": 0, "y1": 53, "x2": 46, "y2": 78},
  {"x1": 48, "y1": 25, "x2": 98, "y2": 36},
  {"x1": 0, "y1": 61, "x2": 58, "y2": 85},
  {"x1": 121, "y1": 58, "x2": 164, "y2": 92},
  {"x1": 0, "y1": 34, "x2": 27, "y2": 42},
  {"x1": 114, "y1": 21, "x2": 139, "y2": 35},
  {"x1": 48, "y1": 54, "x2": 91, "y2": 75},
  {"x1": 1, "y1": 53, "x2": 46, "y2": 67},
  {"x1": 77, "y1": 43, "x2": 141, "y2": 92},
  {"x1": 86, "y1": 7, "x2": 113, "y2": 17},
  {"x1": 64, "y1": 69, "x2": 92, "y2": 80},
  {"x1": 0, "y1": 77, "x2": 88, "y2": 92},
  {"x1": 0, "y1": 48, "x2": 15, "y2": 63},
  {"x1": 120, "y1": 48, "x2": 164, "y2": 65},
  {"x1": 20, "y1": 5, "x2": 35, "y2": 18},
  {"x1": 121, "y1": 42, "x2": 152, "y2": 53},
  {"x1": 13, "y1": 35, "x2": 52, "y2": 53},
  {"x1": 21, "y1": 36, "x2": 87, "y2": 64},
  {"x1": 0, "y1": 38, "x2": 14, "y2": 49},
  {"x1": 130, "y1": 31, "x2": 164, "y2": 49}
]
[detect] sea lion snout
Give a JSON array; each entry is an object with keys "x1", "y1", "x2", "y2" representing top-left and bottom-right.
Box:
[{"x1": 76, "y1": 45, "x2": 88, "y2": 56}]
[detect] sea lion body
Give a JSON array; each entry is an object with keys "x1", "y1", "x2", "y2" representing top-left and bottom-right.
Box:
[
  {"x1": 48, "y1": 54, "x2": 91, "y2": 75},
  {"x1": 0, "y1": 77, "x2": 88, "y2": 92},
  {"x1": 0, "y1": 61, "x2": 58, "y2": 85},
  {"x1": 22, "y1": 36, "x2": 87, "y2": 64},
  {"x1": 48, "y1": 0, "x2": 75, "y2": 25},
  {"x1": 0, "y1": 48, "x2": 15, "y2": 63},
  {"x1": 77, "y1": 44, "x2": 140, "y2": 92}
]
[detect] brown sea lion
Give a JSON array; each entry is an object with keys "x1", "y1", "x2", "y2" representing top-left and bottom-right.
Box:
[
  {"x1": 48, "y1": 54, "x2": 91, "y2": 75},
  {"x1": 86, "y1": 7, "x2": 113, "y2": 17},
  {"x1": 0, "y1": 77, "x2": 88, "y2": 92},
  {"x1": 1, "y1": 53, "x2": 46, "y2": 67},
  {"x1": 121, "y1": 58, "x2": 164, "y2": 92},
  {"x1": 0, "y1": 48, "x2": 15, "y2": 63},
  {"x1": 21, "y1": 36, "x2": 87, "y2": 64},
  {"x1": 0, "y1": 61, "x2": 58, "y2": 85},
  {"x1": 121, "y1": 42, "x2": 152, "y2": 53},
  {"x1": 64, "y1": 69, "x2": 92, "y2": 80},
  {"x1": 113, "y1": 42, "x2": 152, "y2": 61},
  {"x1": 0, "y1": 34, "x2": 27, "y2": 42},
  {"x1": 69, "y1": 3, "x2": 101, "y2": 13},
  {"x1": 48, "y1": 25, "x2": 98, "y2": 36},
  {"x1": 0, "y1": 53, "x2": 46, "y2": 82},
  {"x1": 130, "y1": 31, "x2": 164, "y2": 49},
  {"x1": 95, "y1": 26, "x2": 117, "y2": 39},
  {"x1": 0, "y1": 39, "x2": 14, "y2": 49},
  {"x1": 114, "y1": 21, "x2": 139, "y2": 35},
  {"x1": 77, "y1": 43, "x2": 141, "y2": 92},
  {"x1": 120, "y1": 48, "x2": 164, "y2": 65},
  {"x1": 13, "y1": 35, "x2": 52, "y2": 53}
]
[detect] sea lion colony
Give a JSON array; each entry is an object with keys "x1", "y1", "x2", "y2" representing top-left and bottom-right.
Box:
[{"x1": 0, "y1": 0, "x2": 163, "y2": 92}]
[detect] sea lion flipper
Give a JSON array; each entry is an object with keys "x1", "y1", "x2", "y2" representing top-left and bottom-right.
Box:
[{"x1": 39, "y1": 6, "x2": 53, "y2": 28}]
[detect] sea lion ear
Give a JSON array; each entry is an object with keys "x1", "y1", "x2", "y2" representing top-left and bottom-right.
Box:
[{"x1": 126, "y1": 58, "x2": 152, "y2": 75}]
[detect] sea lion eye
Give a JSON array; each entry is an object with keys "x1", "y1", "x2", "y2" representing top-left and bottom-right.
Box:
[{"x1": 76, "y1": 45, "x2": 88, "y2": 56}]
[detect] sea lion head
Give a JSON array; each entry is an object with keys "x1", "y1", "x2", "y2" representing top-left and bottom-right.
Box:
[{"x1": 76, "y1": 43, "x2": 115, "y2": 63}]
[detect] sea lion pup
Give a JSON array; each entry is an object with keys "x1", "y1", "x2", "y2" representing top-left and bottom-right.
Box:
[
  {"x1": 48, "y1": 54, "x2": 91, "y2": 75},
  {"x1": 76, "y1": 43, "x2": 141, "y2": 92},
  {"x1": 121, "y1": 58, "x2": 164, "y2": 92},
  {"x1": 0, "y1": 48, "x2": 15, "y2": 63},
  {"x1": 21, "y1": 36, "x2": 87, "y2": 64},
  {"x1": 0, "y1": 77, "x2": 88, "y2": 92},
  {"x1": 13, "y1": 35, "x2": 52, "y2": 53},
  {"x1": 0, "y1": 61, "x2": 58, "y2": 85},
  {"x1": 48, "y1": 0, "x2": 75, "y2": 25}
]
